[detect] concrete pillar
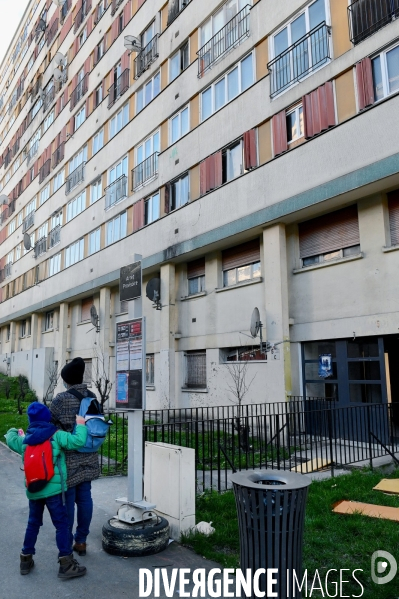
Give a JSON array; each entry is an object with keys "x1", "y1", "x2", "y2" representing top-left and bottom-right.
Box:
[
  {"x1": 9, "y1": 321, "x2": 16, "y2": 354},
  {"x1": 53, "y1": 303, "x2": 69, "y2": 394},
  {"x1": 262, "y1": 224, "x2": 292, "y2": 401},
  {"x1": 30, "y1": 314, "x2": 39, "y2": 350},
  {"x1": 159, "y1": 263, "x2": 176, "y2": 408}
]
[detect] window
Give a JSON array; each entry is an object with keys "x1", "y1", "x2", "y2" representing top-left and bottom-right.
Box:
[
  {"x1": 43, "y1": 109, "x2": 54, "y2": 133},
  {"x1": 286, "y1": 104, "x2": 304, "y2": 143},
  {"x1": 93, "y1": 129, "x2": 104, "y2": 154},
  {"x1": 146, "y1": 354, "x2": 154, "y2": 385},
  {"x1": 82, "y1": 359, "x2": 92, "y2": 385},
  {"x1": 8, "y1": 219, "x2": 16, "y2": 235},
  {"x1": 136, "y1": 72, "x2": 160, "y2": 113},
  {"x1": 53, "y1": 169, "x2": 65, "y2": 192},
  {"x1": 79, "y1": 26, "x2": 87, "y2": 48},
  {"x1": 89, "y1": 227, "x2": 101, "y2": 254},
  {"x1": 16, "y1": 244, "x2": 21, "y2": 260},
  {"x1": 144, "y1": 192, "x2": 160, "y2": 225},
  {"x1": 75, "y1": 105, "x2": 86, "y2": 130},
  {"x1": 201, "y1": 0, "x2": 247, "y2": 48},
  {"x1": 45, "y1": 311, "x2": 54, "y2": 331},
  {"x1": 109, "y1": 103, "x2": 129, "y2": 138},
  {"x1": 51, "y1": 210, "x2": 62, "y2": 230},
  {"x1": 106, "y1": 212, "x2": 127, "y2": 245},
  {"x1": 67, "y1": 190, "x2": 86, "y2": 222},
  {"x1": 170, "y1": 105, "x2": 189, "y2": 144},
  {"x1": 91, "y1": 178, "x2": 102, "y2": 204},
  {"x1": 222, "y1": 140, "x2": 243, "y2": 182},
  {"x1": 70, "y1": 146, "x2": 87, "y2": 173},
  {"x1": 95, "y1": 84, "x2": 103, "y2": 107},
  {"x1": 187, "y1": 258, "x2": 205, "y2": 295},
  {"x1": 32, "y1": 97, "x2": 43, "y2": 119},
  {"x1": 81, "y1": 297, "x2": 93, "y2": 321},
  {"x1": 115, "y1": 297, "x2": 129, "y2": 314},
  {"x1": 222, "y1": 239, "x2": 261, "y2": 286},
  {"x1": 49, "y1": 252, "x2": 61, "y2": 276},
  {"x1": 6, "y1": 324, "x2": 10, "y2": 340},
  {"x1": 372, "y1": 43, "x2": 399, "y2": 102},
  {"x1": 65, "y1": 238, "x2": 84, "y2": 267},
  {"x1": 7, "y1": 251, "x2": 13, "y2": 264},
  {"x1": 299, "y1": 205, "x2": 361, "y2": 267},
  {"x1": 169, "y1": 173, "x2": 189, "y2": 211},
  {"x1": 170, "y1": 40, "x2": 189, "y2": 81},
  {"x1": 185, "y1": 351, "x2": 206, "y2": 388},
  {"x1": 201, "y1": 53, "x2": 254, "y2": 121},
  {"x1": 20, "y1": 319, "x2": 31, "y2": 338},
  {"x1": 39, "y1": 184, "x2": 50, "y2": 206},
  {"x1": 38, "y1": 222, "x2": 48, "y2": 239},
  {"x1": 136, "y1": 131, "x2": 159, "y2": 167},
  {"x1": 224, "y1": 346, "x2": 266, "y2": 362},
  {"x1": 109, "y1": 156, "x2": 128, "y2": 184}
]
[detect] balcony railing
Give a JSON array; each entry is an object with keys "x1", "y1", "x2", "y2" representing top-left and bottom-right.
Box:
[
  {"x1": 65, "y1": 162, "x2": 85, "y2": 195},
  {"x1": 197, "y1": 5, "x2": 250, "y2": 77},
  {"x1": 49, "y1": 225, "x2": 61, "y2": 248},
  {"x1": 8, "y1": 200, "x2": 16, "y2": 218},
  {"x1": 39, "y1": 159, "x2": 51, "y2": 183},
  {"x1": 70, "y1": 74, "x2": 88, "y2": 111},
  {"x1": 61, "y1": 0, "x2": 72, "y2": 23},
  {"x1": 12, "y1": 137, "x2": 20, "y2": 158},
  {"x1": 26, "y1": 141, "x2": 39, "y2": 164},
  {"x1": 105, "y1": 175, "x2": 128, "y2": 209},
  {"x1": 132, "y1": 152, "x2": 159, "y2": 190},
  {"x1": 8, "y1": 92, "x2": 17, "y2": 114},
  {"x1": 34, "y1": 236, "x2": 47, "y2": 258},
  {"x1": 111, "y1": 0, "x2": 124, "y2": 16},
  {"x1": 22, "y1": 211, "x2": 35, "y2": 233},
  {"x1": 134, "y1": 35, "x2": 159, "y2": 79},
  {"x1": 348, "y1": 0, "x2": 399, "y2": 44},
  {"x1": 4, "y1": 262, "x2": 12, "y2": 278},
  {"x1": 46, "y1": 17, "x2": 58, "y2": 46},
  {"x1": 4, "y1": 149, "x2": 11, "y2": 168},
  {"x1": 16, "y1": 80, "x2": 24, "y2": 101},
  {"x1": 74, "y1": 1, "x2": 88, "y2": 33},
  {"x1": 167, "y1": 0, "x2": 191, "y2": 26},
  {"x1": 267, "y1": 21, "x2": 331, "y2": 98},
  {"x1": 43, "y1": 85, "x2": 55, "y2": 112},
  {"x1": 52, "y1": 143, "x2": 65, "y2": 169},
  {"x1": 94, "y1": 2, "x2": 108, "y2": 24},
  {"x1": 107, "y1": 69, "x2": 130, "y2": 108}
]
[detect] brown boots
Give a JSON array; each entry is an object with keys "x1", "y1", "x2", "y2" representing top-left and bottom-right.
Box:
[
  {"x1": 73, "y1": 541, "x2": 87, "y2": 556},
  {"x1": 20, "y1": 553, "x2": 34, "y2": 575},
  {"x1": 58, "y1": 554, "x2": 87, "y2": 579}
]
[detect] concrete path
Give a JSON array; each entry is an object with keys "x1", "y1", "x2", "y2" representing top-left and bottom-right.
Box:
[{"x1": 0, "y1": 442, "x2": 219, "y2": 599}]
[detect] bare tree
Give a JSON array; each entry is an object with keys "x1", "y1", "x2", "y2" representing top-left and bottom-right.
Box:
[
  {"x1": 43, "y1": 361, "x2": 62, "y2": 406},
  {"x1": 0, "y1": 376, "x2": 11, "y2": 400},
  {"x1": 92, "y1": 342, "x2": 113, "y2": 409},
  {"x1": 225, "y1": 349, "x2": 257, "y2": 452},
  {"x1": 16, "y1": 375, "x2": 29, "y2": 414}
]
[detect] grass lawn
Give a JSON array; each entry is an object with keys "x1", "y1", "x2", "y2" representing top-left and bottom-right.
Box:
[{"x1": 182, "y1": 469, "x2": 399, "y2": 599}]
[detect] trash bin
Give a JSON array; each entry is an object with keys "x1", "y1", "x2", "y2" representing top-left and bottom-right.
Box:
[{"x1": 231, "y1": 469, "x2": 311, "y2": 599}]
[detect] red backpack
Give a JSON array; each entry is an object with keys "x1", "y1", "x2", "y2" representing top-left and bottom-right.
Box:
[{"x1": 24, "y1": 439, "x2": 55, "y2": 493}]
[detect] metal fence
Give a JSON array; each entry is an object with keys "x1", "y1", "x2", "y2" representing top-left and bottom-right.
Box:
[{"x1": 348, "y1": 0, "x2": 399, "y2": 44}]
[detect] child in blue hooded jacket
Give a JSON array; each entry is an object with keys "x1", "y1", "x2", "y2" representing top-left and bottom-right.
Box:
[{"x1": 5, "y1": 401, "x2": 88, "y2": 578}]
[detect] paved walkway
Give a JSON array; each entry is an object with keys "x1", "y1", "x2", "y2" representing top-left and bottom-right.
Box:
[{"x1": 0, "y1": 442, "x2": 218, "y2": 599}]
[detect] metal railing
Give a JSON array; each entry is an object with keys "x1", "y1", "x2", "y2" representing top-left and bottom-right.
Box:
[
  {"x1": 48, "y1": 225, "x2": 61, "y2": 248},
  {"x1": 348, "y1": 0, "x2": 399, "y2": 44},
  {"x1": 4, "y1": 262, "x2": 12, "y2": 278},
  {"x1": 39, "y1": 159, "x2": 51, "y2": 183},
  {"x1": 26, "y1": 141, "x2": 39, "y2": 164},
  {"x1": 70, "y1": 74, "x2": 88, "y2": 111},
  {"x1": 134, "y1": 35, "x2": 159, "y2": 79},
  {"x1": 7, "y1": 200, "x2": 16, "y2": 218},
  {"x1": 11, "y1": 137, "x2": 20, "y2": 158},
  {"x1": 22, "y1": 211, "x2": 34, "y2": 233},
  {"x1": 34, "y1": 236, "x2": 47, "y2": 258},
  {"x1": 107, "y1": 69, "x2": 130, "y2": 108},
  {"x1": 167, "y1": 0, "x2": 191, "y2": 26},
  {"x1": 16, "y1": 80, "x2": 24, "y2": 101},
  {"x1": 60, "y1": 0, "x2": 72, "y2": 23},
  {"x1": 4, "y1": 149, "x2": 12, "y2": 168},
  {"x1": 65, "y1": 162, "x2": 85, "y2": 195},
  {"x1": 197, "y1": 5, "x2": 250, "y2": 77},
  {"x1": 46, "y1": 17, "x2": 58, "y2": 46},
  {"x1": 267, "y1": 21, "x2": 331, "y2": 98},
  {"x1": 111, "y1": 0, "x2": 124, "y2": 16},
  {"x1": 105, "y1": 175, "x2": 128, "y2": 209},
  {"x1": 43, "y1": 85, "x2": 55, "y2": 112},
  {"x1": 8, "y1": 92, "x2": 17, "y2": 114},
  {"x1": 74, "y1": 1, "x2": 88, "y2": 33},
  {"x1": 52, "y1": 143, "x2": 65, "y2": 169},
  {"x1": 132, "y1": 152, "x2": 159, "y2": 190},
  {"x1": 95, "y1": 2, "x2": 108, "y2": 24}
]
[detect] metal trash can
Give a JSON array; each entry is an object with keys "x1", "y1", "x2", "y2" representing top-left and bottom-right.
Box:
[{"x1": 231, "y1": 469, "x2": 311, "y2": 598}]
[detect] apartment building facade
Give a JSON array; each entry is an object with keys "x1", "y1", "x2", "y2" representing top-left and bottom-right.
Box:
[{"x1": 0, "y1": 0, "x2": 398, "y2": 414}]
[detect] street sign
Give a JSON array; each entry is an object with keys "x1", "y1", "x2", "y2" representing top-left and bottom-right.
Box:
[
  {"x1": 120, "y1": 261, "x2": 142, "y2": 301},
  {"x1": 115, "y1": 317, "x2": 145, "y2": 410}
]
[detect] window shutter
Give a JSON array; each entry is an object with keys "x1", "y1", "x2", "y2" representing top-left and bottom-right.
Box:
[
  {"x1": 84, "y1": 56, "x2": 91, "y2": 74},
  {"x1": 272, "y1": 110, "x2": 288, "y2": 156},
  {"x1": 123, "y1": 1, "x2": 132, "y2": 24},
  {"x1": 69, "y1": 116, "x2": 75, "y2": 134},
  {"x1": 86, "y1": 0, "x2": 92, "y2": 12},
  {"x1": 244, "y1": 129, "x2": 257, "y2": 170},
  {"x1": 356, "y1": 58, "x2": 374, "y2": 111},
  {"x1": 121, "y1": 50, "x2": 130, "y2": 71},
  {"x1": 388, "y1": 190, "x2": 399, "y2": 246},
  {"x1": 111, "y1": 18, "x2": 119, "y2": 42},
  {"x1": 164, "y1": 184, "x2": 170, "y2": 213},
  {"x1": 303, "y1": 82, "x2": 336, "y2": 139},
  {"x1": 200, "y1": 161, "x2": 207, "y2": 196},
  {"x1": 222, "y1": 239, "x2": 260, "y2": 271},
  {"x1": 298, "y1": 205, "x2": 360, "y2": 259},
  {"x1": 81, "y1": 297, "x2": 93, "y2": 321},
  {"x1": 187, "y1": 257, "x2": 205, "y2": 278},
  {"x1": 207, "y1": 155, "x2": 215, "y2": 190},
  {"x1": 133, "y1": 198, "x2": 144, "y2": 231}
]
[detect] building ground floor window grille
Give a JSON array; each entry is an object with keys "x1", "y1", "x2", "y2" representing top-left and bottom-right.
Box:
[
  {"x1": 146, "y1": 354, "x2": 154, "y2": 385},
  {"x1": 185, "y1": 351, "x2": 206, "y2": 389},
  {"x1": 83, "y1": 359, "x2": 92, "y2": 386}
]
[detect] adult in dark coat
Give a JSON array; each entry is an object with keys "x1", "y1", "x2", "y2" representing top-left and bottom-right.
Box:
[{"x1": 50, "y1": 357, "x2": 100, "y2": 556}]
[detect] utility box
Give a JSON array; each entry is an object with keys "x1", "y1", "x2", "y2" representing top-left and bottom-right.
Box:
[{"x1": 144, "y1": 442, "x2": 195, "y2": 540}]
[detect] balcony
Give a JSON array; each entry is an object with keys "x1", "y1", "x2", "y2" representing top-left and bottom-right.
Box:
[
  {"x1": 8, "y1": 200, "x2": 16, "y2": 218},
  {"x1": 52, "y1": 143, "x2": 65, "y2": 169},
  {"x1": 43, "y1": 85, "x2": 55, "y2": 112},
  {"x1": 48, "y1": 225, "x2": 61, "y2": 248},
  {"x1": 105, "y1": 175, "x2": 128, "y2": 209},
  {"x1": 4, "y1": 262, "x2": 12, "y2": 278},
  {"x1": 132, "y1": 152, "x2": 159, "y2": 190},
  {"x1": 34, "y1": 236, "x2": 47, "y2": 258},
  {"x1": 348, "y1": 0, "x2": 399, "y2": 45},
  {"x1": 94, "y1": 2, "x2": 108, "y2": 24},
  {"x1": 197, "y1": 5, "x2": 250, "y2": 77},
  {"x1": 167, "y1": 0, "x2": 191, "y2": 26},
  {"x1": 267, "y1": 21, "x2": 331, "y2": 98},
  {"x1": 65, "y1": 162, "x2": 85, "y2": 195},
  {"x1": 70, "y1": 74, "x2": 88, "y2": 111},
  {"x1": 26, "y1": 140, "x2": 39, "y2": 164},
  {"x1": 4, "y1": 149, "x2": 11, "y2": 168},
  {"x1": 46, "y1": 17, "x2": 58, "y2": 46},
  {"x1": 134, "y1": 35, "x2": 159, "y2": 79},
  {"x1": 74, "y1": 1, "x2": 88, "y2": 33},
  {"x1": 111, "y1": 0, "x2": 124, "y2": 16},
  {"x1": 107, "y1": 69, "x2": 130, "y2": 108},
  {"x1": 39, "y1": 159, "x2": 51, "y2": 183},
  {"x1": 12, "y1": 137, "x2": 20, "y2": 158},
  {"x1": 22, "y1": 211, "x2": 34, "y2": 233},
  {"x1": 60, "y1": 0, "x2": 71, "y2": 23},
  {"x1": 16, "y1": 80, "x2": 24, "y2": 101}
]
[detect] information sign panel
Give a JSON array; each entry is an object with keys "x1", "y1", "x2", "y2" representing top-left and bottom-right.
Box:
[{"x1": 115, "y1": 317, "x2": 144, "y2": 410}]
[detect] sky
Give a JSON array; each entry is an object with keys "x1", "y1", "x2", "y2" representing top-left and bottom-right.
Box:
[{"x1": 0, "y1": 0, "x2": 30, "y2": 65}]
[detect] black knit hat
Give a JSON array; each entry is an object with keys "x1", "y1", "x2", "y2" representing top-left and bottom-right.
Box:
[{"x1": 61, "y1": 357, "x2": 85, "y2": 385}]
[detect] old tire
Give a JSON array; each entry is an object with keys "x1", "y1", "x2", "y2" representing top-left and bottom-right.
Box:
[{"x1": 102, "y1": 516, "x2": 170, "y2": 557}]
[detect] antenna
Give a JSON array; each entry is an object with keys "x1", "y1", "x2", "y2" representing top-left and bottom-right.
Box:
[
  {"x1": 146, "y1": 278, "x2": 161, "y2": 310},
  {"x1": 54, "y1": 52, "x2": 67, "y2": 68},
  {"x1": 124, "y1": 35, "x2": 142, "y2": 53},
  {"x1": 0, "y1": 194, "x2": 9, "y2": 205},
  {"x1": 23, "y1": 233, "x2": 31, "y2": 251},
  {"x1": 90, "y1": 305, "x2": 100, "y2": 333}
]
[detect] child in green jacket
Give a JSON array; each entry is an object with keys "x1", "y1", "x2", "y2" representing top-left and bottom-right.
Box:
[{"x1": 5, "y1": 401, "x2": 88, "y2": 578}]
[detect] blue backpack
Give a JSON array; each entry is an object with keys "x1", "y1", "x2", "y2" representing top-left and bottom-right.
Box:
[{"x1": 69, "y1": 388, "x2": 112, "y2": 453}]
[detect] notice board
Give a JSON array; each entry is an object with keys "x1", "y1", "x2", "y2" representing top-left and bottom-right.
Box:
[{"x1": 115, "y1": 318, "x2": 144, "y2": 410}]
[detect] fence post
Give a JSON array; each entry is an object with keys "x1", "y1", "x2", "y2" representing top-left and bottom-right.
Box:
[
  {"x1": 328, "y1": 408, "x2": 334, "y2": 478},
  {"x1": 367, "y1": 405, "x2": 373, "y2": 470}
]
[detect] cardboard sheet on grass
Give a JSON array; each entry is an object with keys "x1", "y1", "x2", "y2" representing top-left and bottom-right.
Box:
[
  {"x1": 373, "y1": 479, "x2": 399, "y2": 495},
  {"x1": 333, "y1": 500, "x2": 399, "y2": 522}
]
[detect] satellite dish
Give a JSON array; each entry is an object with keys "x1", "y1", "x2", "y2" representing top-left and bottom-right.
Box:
[
  {"x1": 0, "y1": 194, "x2": 9, "y2": 205},
  {"x1": 23, "y1": 233, "x2": 31, "y2": 251},
  {"x1": 54, "y1": 52, "x2": 67, "y2": 68},
  {"x1": 146, "y1": 278, "x2": 160, "y2": 303},
  {"x1": 250, "y1": 307, "x2": 261, "y2": 338},
  {"x1": 90, "y1": 304, "x2": 98, "y2": 327},
  {"x1": 124, "y1": 35, "x2": 142, "y2": 53}
]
